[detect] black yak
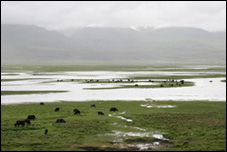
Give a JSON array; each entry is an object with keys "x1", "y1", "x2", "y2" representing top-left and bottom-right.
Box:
[
  {"x1": 91, "y1": 104, "x2": 96, "y2": 107},
  {"x1": 45, "y1": 129, "x2": 48, "y2": 135},
  {"x1": 56, "y1": 119, "x2": 66, "y2": 123},
  {"x1": 110, "y1": 107, "x2": 118, "y2": 112},
  {"x1": 98, "y1": 112, "x2": 104, "y2": 115},
  {"x1": 15, "y1": 121, "x2": 25, "y2": 127},
  {"x1": 55, "y1": 107, "x2": 60, "y2": 112},
  {"x1": 27, "y1": 115, "x2": 36, "y2": 120},
  {"x1": 73, "y1": 109, "x2": 81, "y2": 115}
]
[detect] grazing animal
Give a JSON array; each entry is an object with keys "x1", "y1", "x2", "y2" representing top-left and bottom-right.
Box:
[
  {"x1": 24, "y1": 119, "x2": 31, "y2": 125},
  {"x1": 98, "y1": 112, "x2": 104, "y2": 115},
  {"x1": 40, "y1": 102, "x2": 44, "y2": 105},
  {"x1": 110, "y1": 107, "x2": 118, "y2": 112},
  {"x1": 73, "y1": 109, "x2": 81, "y2": 115},
  {"x1": 56, "y1": 119, "x2": 66, "y2": 123},
  {"x1": 15, "y1": 121, "x2": 25, "y2": 127},
  {"x1": 180, "y1": 80, "x2": 184, "y2": 84},
  {"x1": 45, "y1": 129, "x2": 48, "y2": 135},
  {"x1": 55, "y1": 107, "x2": 60, "y2": 112},
  {"x1": 135, "y1": 84, "x2": 139, "y2": 87},
  {"x1": 27, "y1": 115, "x2": 36, "y2": 120},
  {"x1": 91, "y1": 104, "x2": 96, "y2": 107},
  {"x1": 160, "y1": 84, "x2": 164, "y2": 87}
]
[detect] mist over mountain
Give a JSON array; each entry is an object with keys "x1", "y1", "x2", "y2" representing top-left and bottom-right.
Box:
[{"x1": 1, "y1": 24, "x2": 226, "y2": 65}]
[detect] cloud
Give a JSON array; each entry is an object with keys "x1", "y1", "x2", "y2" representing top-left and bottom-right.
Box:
[{"x1": 1, "y1": 1, "x2": 226, "y2": 31}]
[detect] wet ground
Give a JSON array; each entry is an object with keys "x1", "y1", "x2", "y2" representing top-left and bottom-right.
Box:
[{"x1": 1, "y1": 70, "x2": 226, "y2": 104}]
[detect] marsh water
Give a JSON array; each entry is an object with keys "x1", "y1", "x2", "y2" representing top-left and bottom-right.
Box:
[{"x1": 1, "y1": 70, "x2": 226, "y2": 104}]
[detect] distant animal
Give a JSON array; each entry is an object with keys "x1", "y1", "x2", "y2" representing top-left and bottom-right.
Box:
[
  {"x1": 91, "y1": 104, "x2": 96, "y2": 107},
  {"x1": 27, "y1": 115, "x2": 36, "y2": 120},
  {"x1": 15, "y1": 121, "x2": 25, "y2": 127},
  {"x1": 98, "y1": 112, "x2": 104, "y2": 115},
  {"x1": 180, "y1": 80, "x2": 184, "y2": 84},
  {"x1": 110, "y1": 107, "x2": 118, "y2": 112},
  {"x1": 24, "y1": 119, "x2": 31, "y2": 125},
  {"x1": 73, "y1": 109, "x2": 81, "y2": 115},
  {"x1": 45, "y1": 129, "x2": 48, "y2": 135},
  {"x1": 71, "y1": 79, "x2": 74, "y2": 81},
  {"x1": 56, "y1": 119, "x2": 66, "y2": 123},
  {"x1": 210, "y1": 80, "x2": 213, "y2": 83},
  {"x1": 160, "y1": 84, "x2": 164, "y2": 87},
  {"x1": 40, "y1": 102, "x2": 44, "y2": 105},
  {"x1": 55, "y1": 107, "x2": 60, "y2": 112},
  {"x1": 135, "y1": 84, "x2": 139, "y2": 87}
]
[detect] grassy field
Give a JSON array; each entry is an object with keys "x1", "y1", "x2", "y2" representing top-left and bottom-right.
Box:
[
  {"x1": 1, "y1": 78, "x2": 50, "y2": 82},
  {"x1": 1, "y1": 91, "x2": 68, "y2": 96},
  {"x1": 132, "y1": 74, "x2": 226, "y2": 80},
  {"x1": 1, "y1": 101, "x2": 226, "y2": 151},
  {"x1": 1, "y1": 65, "x2": 226, "y2": 72},
  {"x1": 85, "y1": 81, "x2": 194, "y2": 90},
  {"x1": 1, "y1": 65, "x2": 226, "y2": 150}
]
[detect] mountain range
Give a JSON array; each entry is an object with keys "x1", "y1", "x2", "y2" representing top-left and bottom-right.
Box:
[{"x1": 1, "y1": 24, "x2": 226, "y2": 65}]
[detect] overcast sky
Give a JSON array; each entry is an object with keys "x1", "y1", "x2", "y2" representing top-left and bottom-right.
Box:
[{"x1": 1, "y1": 1, "x2": 226, "y2": 31}]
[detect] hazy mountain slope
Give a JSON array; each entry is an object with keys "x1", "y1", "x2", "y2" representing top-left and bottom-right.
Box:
[
  {"x1": 69, "y1": 27, "x2": 226, "y2": 63},
  {"x1": 1, "y1": 24, "x2": 226, "y2": 64},
  {"x1": 1, "y1": 24, "x2": 88, "y2": 63}
]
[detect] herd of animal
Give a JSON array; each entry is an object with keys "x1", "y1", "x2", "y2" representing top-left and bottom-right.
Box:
[
  {"x1": 14, "y1": 78, "x2": 187, "y2": 127},
  {"x1": 14, "y1": 103, "x2": 118, "y2": 128},
  {"x1": 56, "y1": 78, "x2": 187, "y2": 88},
  {"x1": 14, "y1": 115, "x2": 35, "y2": 127}
]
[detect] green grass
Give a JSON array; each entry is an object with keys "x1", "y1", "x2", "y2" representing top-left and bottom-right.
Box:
[
  {"x1": 1, "y1": 91, "x2": 68, "y2": 95},
  {"x1": 1, "y1": 79, "x2": 30, "y2": 82},
  {"x1": 1, "y1": 65, "x2": 226, "y2": 72},
  {"x1": 1, "y1": 78, "x2": 50, "y2": 82},
  {"x1": 221, "y1": 80, "x2": 226, "y2": 82},
  {"x1": 85, "y1": 81, "x2": 194, "y2": 90},
  {"x1": 1, "y1": 101, "x2": 226, "y2": 151},
  {"x1": 132, "y1": 74, "x2": 226, "y2": 80}
]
